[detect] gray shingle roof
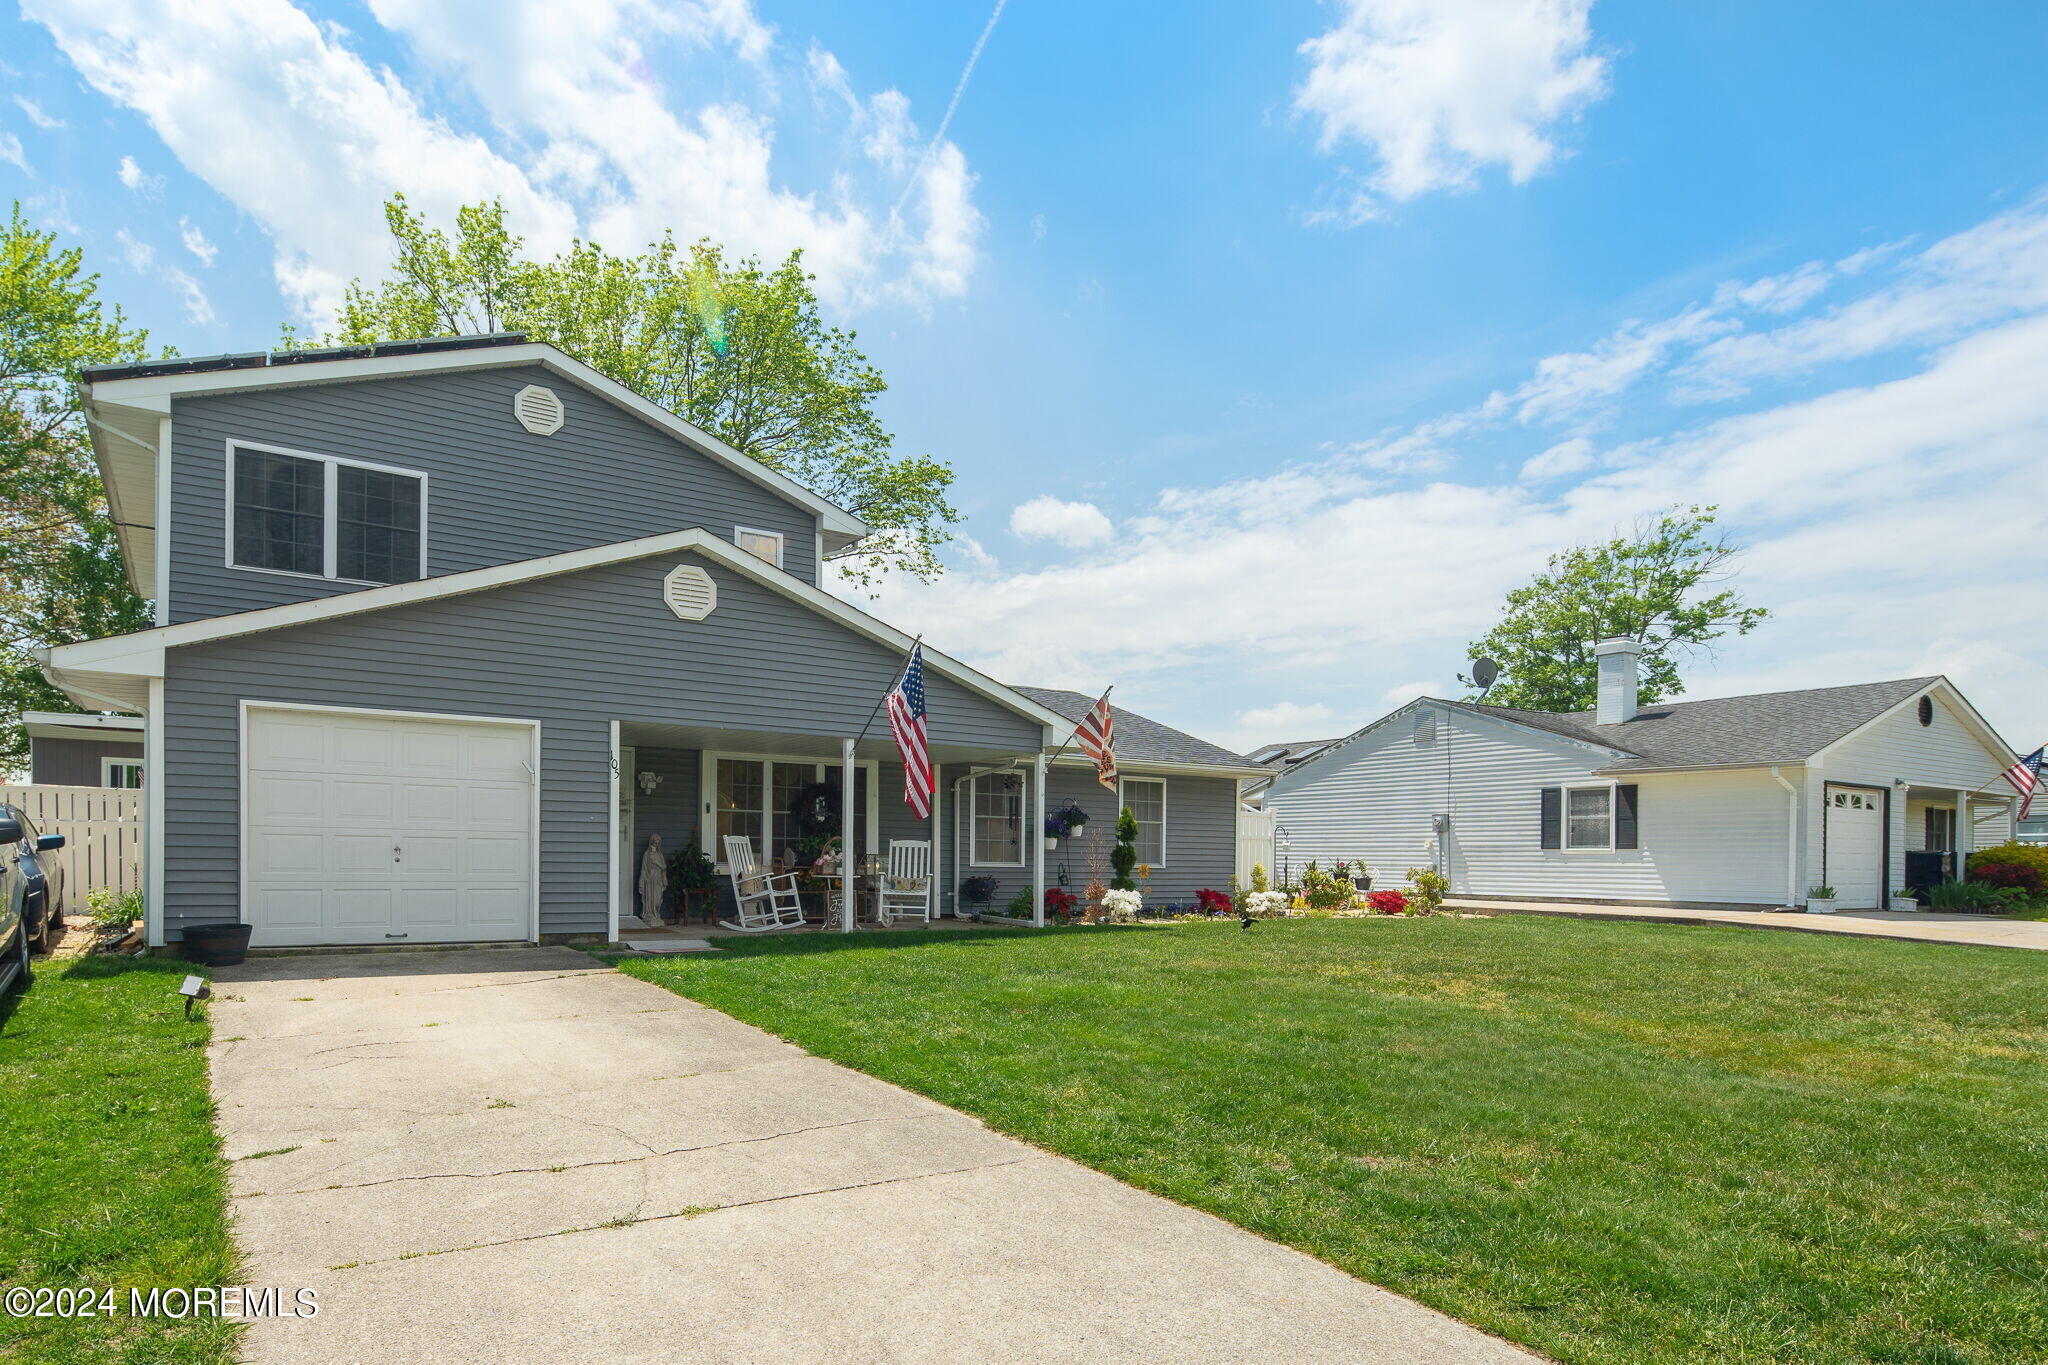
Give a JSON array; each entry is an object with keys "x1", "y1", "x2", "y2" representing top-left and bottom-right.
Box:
[
  {"x1": 1012, "y1": 687, "x2": 1256, "y2": 771},
  {"x1": 1451, "y1": 677, "x2": 1943, "y2": 771},
  {"x1": 1247, "y1": 737, "x2": 1341, "y2": 767}
]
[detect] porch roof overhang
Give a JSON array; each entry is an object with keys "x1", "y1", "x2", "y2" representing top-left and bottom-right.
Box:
[
  {"x1": 41, "y1": 528, "x2": 1076, "y2": 743},
  {"x1": 21, "y1": 710, "x2": 146, "y2": 743}
]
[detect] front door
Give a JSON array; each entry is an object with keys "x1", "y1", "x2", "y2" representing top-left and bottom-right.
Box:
[{"x1": 1824, "y1": 786, "x2": 1884, "y2": 910}]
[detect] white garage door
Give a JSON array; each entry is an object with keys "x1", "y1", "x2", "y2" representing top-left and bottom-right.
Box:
[
  {"x1": 245, "y1": 707, "x2": 535, "y2": 946},
  {"x1": 1823, "y1": 786, "x2": 1883, "y2": 911}
]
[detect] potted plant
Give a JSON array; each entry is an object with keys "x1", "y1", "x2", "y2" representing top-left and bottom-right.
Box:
[
  {"x1": 1888, "y1": 891, "x2": 1921, "y2": 912},
  {"x1": 1806, "y1": 884, "x2": 1839, "y2": 914},
  {"x1": 1044, "y1": 887, "x2": 1080, "y2": 922},
  {"x1": 1043, "y1": 802, "x2": 1090, "y2": 849},
  {"x1": 959, "y1": 875, "x2": 998, "y2": 909}
]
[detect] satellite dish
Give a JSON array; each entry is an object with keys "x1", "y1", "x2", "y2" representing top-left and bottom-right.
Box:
[{"x1": 1471, "y1": 657, "x2": 1499, "y2": 693}]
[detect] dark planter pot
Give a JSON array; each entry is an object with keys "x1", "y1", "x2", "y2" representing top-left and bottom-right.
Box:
[{"x1": 182, "y1": 922, "x2": 253, "y2": 967}]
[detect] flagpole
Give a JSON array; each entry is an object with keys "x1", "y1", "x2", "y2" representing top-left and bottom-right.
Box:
[
  {"x1": 839, "y1": 635, "x2": 922, "y2": 933},
  {"x1": 1043, "y1": 685, "x2": 1112, "y2": 769},
  {"x1": 1965, "y1": 744, "x2": 2042, "y2": 797}
]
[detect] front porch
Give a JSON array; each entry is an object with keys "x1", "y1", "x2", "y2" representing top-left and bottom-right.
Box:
[{"x1": 610, "y1": 720, "x2": 1057, "y2": 936}]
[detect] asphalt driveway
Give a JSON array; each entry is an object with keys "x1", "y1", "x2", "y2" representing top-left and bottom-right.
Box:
[{"x1": 211, "y1": 946, "x2": 1533, "y2": 1364}]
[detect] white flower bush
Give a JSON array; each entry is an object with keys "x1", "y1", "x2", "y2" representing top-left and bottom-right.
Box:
[
  {"x1": 1101, "y1": 888, "x2": 1142, "y2": 923},
  {"x1": 1246, "y1": 890, "x2": 1289, "y2": 918}
]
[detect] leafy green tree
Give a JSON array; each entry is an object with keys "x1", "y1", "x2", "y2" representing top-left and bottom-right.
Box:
[
  {"x1": 326, "y1": 196, "x2": 958, "y2": 585},
  {"x1": 1461, "y1": 505, "x2": 1768, "y2": 713},
  {"x1": 1109, "y1": 806, "x2": 1139, "y2": 891},
  {"x1": 1, "y1": 204, "x2": 154, "y2": 771}
]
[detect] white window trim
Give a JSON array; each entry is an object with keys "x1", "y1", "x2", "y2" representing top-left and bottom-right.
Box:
[
  {"x1": 968, "y1": 770, "x2": 1027, "y2": 868},
  {"x1": 1118, "y1": 775, "x2": 1168, "y2": 868},
  {"x1": 101, "y1": 757, "x2": 144, "y2": 789},
  {"x1": 224, "y1": 438, "x2": 429, "y2": 585},
  {"x1": 1562, "y1": 780, "x2": 1617, "y2": 853},
  {"x1": 733, "y1": 525, "x2": 786, "y2": 569},
  {"x1": 697, "y1": 750, "x2": 880, "y2": 871}
]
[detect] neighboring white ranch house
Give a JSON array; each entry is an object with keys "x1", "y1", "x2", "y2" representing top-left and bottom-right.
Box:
[{"x1": 1260, "y1": 639, "x2": 2021, "y2": 912}]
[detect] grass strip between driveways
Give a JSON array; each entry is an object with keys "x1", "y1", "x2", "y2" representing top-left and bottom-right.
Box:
[
  {"x1": 0, "y1": 955, "x2": 240, "y2": 1365},
  {"x1": 608, "y1": 916, "x2": 2048, "y2": 1365}
]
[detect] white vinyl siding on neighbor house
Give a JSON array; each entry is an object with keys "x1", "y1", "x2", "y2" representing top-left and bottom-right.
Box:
[
  {"x1": 1807, "y1": 688, "x2": 2010, "y2": 899},
  {"x1": 1263, "y1": 701, "x2": 1795, "y2": 905}
]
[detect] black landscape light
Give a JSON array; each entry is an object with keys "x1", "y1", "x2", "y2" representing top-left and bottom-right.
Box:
[{"x1": 178, "y1": 974, "x2": 211, "y2": 1020}]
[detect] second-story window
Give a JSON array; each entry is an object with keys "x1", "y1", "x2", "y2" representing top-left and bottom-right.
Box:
[
  {"x1": 229, "y1": 442, "x2": 426, "y2": 584},
  {"x1": 734, "y1": 526, "x2": 785, "y2": 568}
]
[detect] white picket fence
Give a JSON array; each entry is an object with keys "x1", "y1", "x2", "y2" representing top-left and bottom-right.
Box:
[
  {"x1": 0, "y1": 784, "x2": 142, "y2": 898},
  {"x1": 1236, "y1": 804, "x2": 1276, "y2": 888}
]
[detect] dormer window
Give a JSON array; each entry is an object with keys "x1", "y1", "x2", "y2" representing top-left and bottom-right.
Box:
[{"x1": 228, "y1": 442, "x2": 426, "y2": 585}]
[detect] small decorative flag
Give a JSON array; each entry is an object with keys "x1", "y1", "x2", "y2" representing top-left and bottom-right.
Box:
[
  {"x1": 886, "y1": 644, "x2": 935, "y2": 819},
  {"x1": 1074, "y1": 689, "x2": 1118, "y2": 791},
  {"x1": 2001, "y1": 745, "x2": 2044, "y2": 820}
]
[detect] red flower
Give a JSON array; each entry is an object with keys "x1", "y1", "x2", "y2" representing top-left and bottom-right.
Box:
[
  {"x1": 1365, "y1": 890, "x2": 1409, "y2": 915},
  {"x1": 1193, "y1": 888, "x2": 1233, "y2": 914}
]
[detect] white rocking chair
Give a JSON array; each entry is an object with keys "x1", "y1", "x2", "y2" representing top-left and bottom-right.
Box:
[
  {"x1": 720, "y1": 836, "x2": 809, "y2": 933},
  {"x1": 875, "y1": 839, "x2": 933, "y2": 926}
]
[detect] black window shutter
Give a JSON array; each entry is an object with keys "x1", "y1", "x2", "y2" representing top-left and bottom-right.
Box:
[
  {"x1": 1615, "y1": 784, "x2": 1640, "y2": 849},
  {"x1": 1539, "y1": 787, "x2": 1562, "y2": 849}
]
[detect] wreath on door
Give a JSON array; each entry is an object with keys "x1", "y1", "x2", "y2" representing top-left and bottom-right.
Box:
[{"x1": 790, "y1": 782, "x2": 842, "y2": 837}]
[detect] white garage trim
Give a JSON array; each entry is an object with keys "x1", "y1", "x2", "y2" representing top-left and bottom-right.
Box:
[{"x1": 238, "y1": 701, "x2": 542, "y2": 946}]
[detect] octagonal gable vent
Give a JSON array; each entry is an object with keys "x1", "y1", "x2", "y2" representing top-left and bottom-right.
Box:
[
  {"x1": 513, "y1": 384, "x2": 565, "y2": 436},
  {"x1": 663, "y1": 564, "x2": 717, "y2": 620}
]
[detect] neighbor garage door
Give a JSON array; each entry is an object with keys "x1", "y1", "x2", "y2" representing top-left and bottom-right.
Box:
[
  {"x1": 1823, "y1": 785, "x2": 1884, "y2": 911},
  {"x1": 244, "y1": 706, "x2": 535, "y2": 946}
]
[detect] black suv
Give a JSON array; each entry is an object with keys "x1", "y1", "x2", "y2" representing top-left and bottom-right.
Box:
[{"x1": 0, "y1": 804, "x2": 65, "y2": 998}]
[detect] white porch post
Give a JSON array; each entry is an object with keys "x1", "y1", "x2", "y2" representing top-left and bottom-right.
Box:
[
  {"x1": 607, "y1": 720, "x2": 621, "y2": 941},
  {"x1": 1954, "y1": 788, "x2": 1972, "y2": 880},
  {"x1": 841, "y1": 738, "x2": 857, "y2": 932},
  {"x1": 1031, "y1": 753, "x2": 1047, "y2": 927},
  {"x1": 931, "y1": 766, "x2": 945, "y2": 918}
]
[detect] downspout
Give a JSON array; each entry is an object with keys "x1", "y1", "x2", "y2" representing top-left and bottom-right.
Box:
[{"x1": 1771, "y1": 766, "x2": 1798, "y2": 909}]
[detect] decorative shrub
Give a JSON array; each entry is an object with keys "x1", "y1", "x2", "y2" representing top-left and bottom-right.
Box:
[
  {"x1": 1406, "y1": 867, "x2": 1449, "y2": 916},
  {"x1": 1365, "y1": 889, "x2": 1409, "y2": 915},
  {"x1": 1245, "y1": 890, "x2": 1289, "y2": 918},
  {"x1": 1300, "y1": 862, "x2": 1356, "y2": 911},
  {"x1": 959, "y1": 875, "x2": 999, "y2": 904},
  {"x1": 1004, "y1": 889, "x2": 1034, "y2": 918},
  {"x1": 667, "y1": 841, "x2": 717, "y2": 892},
  {"x1": 85, "y1": 886, "x2": 143, "y2": 930},
  {"x1": 1101, "y1": 888, "x2": 1141, "y2": 922},
  {"x1": 1969, "y1": 861, "x2": 2046, "y2": 898},
  {"x1": 1193, "y1": 888, "x2": 1233, "y2": 916},
  {"x1": 1249, "y1": 863, "x2": 1269, "y2": 893},
  {"x1": 1928, "y1": 879, "x2": 2019, "y2": 913},
  {"x1": 1967, "y1": 842, "x2": 2048, "y2": 884},
  {"x1": 1110, "y1": 807, "x2": 1139, "y2": 890},
  {"x1": 1044, "y1": 888, "x2": 1081, "y2": 921}
]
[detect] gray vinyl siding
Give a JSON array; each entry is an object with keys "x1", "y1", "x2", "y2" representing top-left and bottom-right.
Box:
[
  {"x1": 165, "y1": 364, "x2": 820, "y2": 623},
  {"x1": 29, "y1": 735, "x2": 145, "y2": 786},
  {"x1": 159, "y1": 548, "x2": 1041, "y2": 941},
  {"x1": 936, "y1": 761, "x2": 1239, "y2": 915}
]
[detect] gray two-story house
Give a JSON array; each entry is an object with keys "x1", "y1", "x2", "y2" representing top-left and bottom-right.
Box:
[{"x1": 43, "y1": 334, "x2": 1259, "y2": 948}]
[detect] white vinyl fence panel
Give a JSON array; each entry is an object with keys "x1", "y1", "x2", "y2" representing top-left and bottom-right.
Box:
[
  {"x1": 0, "y1": 784, "x2": 142, "y2": 898},
  {"x1": 1236, "y1": 804, "x2": 1276, "y2": 888}
]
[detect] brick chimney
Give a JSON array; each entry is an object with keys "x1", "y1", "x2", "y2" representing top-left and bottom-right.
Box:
[{"x1": 1594, "y1": 637, "x2": 1642, "y2": 725}]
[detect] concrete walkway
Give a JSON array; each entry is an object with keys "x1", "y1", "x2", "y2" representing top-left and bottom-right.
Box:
[
  {"x1": 211, "y1": 947, "x2": 1534, "y2": 1364},
  {"x1": 1454, "y1": 898, "x2": 2048, "y2": 950}
]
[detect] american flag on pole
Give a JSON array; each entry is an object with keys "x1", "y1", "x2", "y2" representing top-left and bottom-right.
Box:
[
  {"x1": 886, "y1": 644, "x2": 935, "y2": 819},
  {"x1": 2001, "y1": 744, "x2": 2044, "y2": 820},
  {"x1": 1074, "y1": 689, "x2": 1118, "y2": 791}
]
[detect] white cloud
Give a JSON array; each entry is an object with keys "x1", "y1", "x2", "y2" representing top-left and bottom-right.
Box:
[
  {"x1": 1519, "y1": 436, "x2": 1593, "y2": 481},
  {"x1": 12, "y1": 95, "x2": 62, "y2": 129},
  {"x1": 115, "y1": 154, "x2": 162, "y2": 196},
  {"x1": 1239, "y1": 701, "x2": 1335, "y2": 732},
  {"x1": 1714, "y1": 261, "x2": 1829, "y2": 315},
  {"x1": 0, "y1": 133, "x2": 25, "y2": 174},
  {"x1": 1008, "y1": 495, "x2": 1114, "y2": 548},
  {"x1": 1507, "y1": 305, "x2": 1732, "y2": 425},
  {"x1": 179, "y1": 217, "x2": 217, "y2": 267},
  {"x1": 1295, "y1": 0, "x2": 1610, "y2": 220},
  {"x1": 115, "y1": 228, "x2": 215, "y2": 324},
  {"x1": 1379, "y1": 680, "x2": 1441, "y2": 708},
  {"x1": 30, "y1": 0, "x2": 980, "y2": 324}
]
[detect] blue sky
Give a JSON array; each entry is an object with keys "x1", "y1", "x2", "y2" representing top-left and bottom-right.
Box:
[{"x1": 5, "y1": 0, "x2": 2047, "y2": 752}]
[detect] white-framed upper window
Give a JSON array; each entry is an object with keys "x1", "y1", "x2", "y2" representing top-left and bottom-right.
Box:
[
  {"x1": 734, "y1": 526, "x2": 785, "y2": 569},
  {"x1": 1119, "y1": 776, "x2": 1167, "y2": 867},
  {"x1": 102, "y1": 758, "x2": 144, "y2": 789},
  {"x1": 1564, "y1": 783, "x2": 1614, "y2": 850},
  {"x1": 227, "y1": 440, "x2": 427, "y2": 585},
  {"x1": 969, "y1": 771, "x2": 1025, "y2": 867}
]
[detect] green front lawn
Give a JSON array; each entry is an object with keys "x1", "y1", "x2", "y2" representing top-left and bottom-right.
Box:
[
  {"x1": 0, "y1": 956, "x2": 239, "y2": 1365},
  {"x1": 613, "y1": 917, "x2": 2048, "y2": 1364}
]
